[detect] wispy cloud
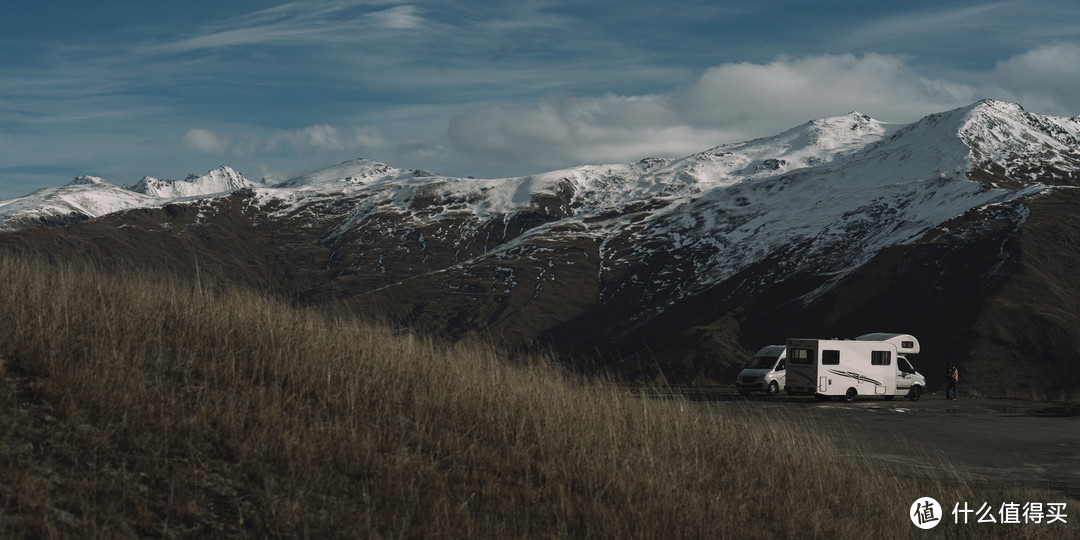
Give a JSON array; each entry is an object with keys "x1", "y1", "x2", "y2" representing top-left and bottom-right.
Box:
[
  {"x1": 149, "y1": 1, "x2": 427, "y2": 54},
  {"x1": 836, "y1": 3, "x2": 1012, "y2": 47},
  {"x1": 272, "y1": 124, "x2": 388, "y2": 154},
  {"x1": 365, "y1": 5, "x2": 425, "y2": 30},
  {"x1": 832, "y1": 1, "x2": 1080, "y2": 60},
  {"x1": 184, "y1": 124, "x2": 390, "y2": 157}
]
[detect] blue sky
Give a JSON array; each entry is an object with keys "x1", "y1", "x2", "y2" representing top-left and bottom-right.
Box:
[{"x1": 3, "y1": 0, "x2": 1080, "y2": 198}]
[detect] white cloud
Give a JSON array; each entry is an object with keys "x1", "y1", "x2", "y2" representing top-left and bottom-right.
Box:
[
  {"x1": 680, "y1": 53, "x2": 978, "y2": 129},
  {"x1": 184, "y1": 128, "x2": 231, "y2": 154},
  {"x1": 272, "y1": 124, "x2": 387, "y2": 154},
  {"x1": 448, "y1": 94, "x2": 740, "y2": 166},
  {"x1": 448, "y1": 53, "x2": 982, "y2": 168},
  {"x1": 990, "y1": 42, "x2": 1080, "y2": 114}
]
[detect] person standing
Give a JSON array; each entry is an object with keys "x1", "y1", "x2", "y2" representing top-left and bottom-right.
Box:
[{"x1": 945, "y1": 363, "x2": 958, "y2": 400}]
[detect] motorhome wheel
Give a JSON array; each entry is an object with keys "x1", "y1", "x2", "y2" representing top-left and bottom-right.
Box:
[
  {"x1": 907, "y1": 386, "x2": 922, "y2": 401},
  {"x1": 842, "y1": 388, "x2": 857, "y2": 402},
  {"x1": 767, "y1": 381, "x2": 779, "y2": 396}
]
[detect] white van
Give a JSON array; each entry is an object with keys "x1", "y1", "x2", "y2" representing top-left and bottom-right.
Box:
[
  {"x1": 784, "y1": 333, "x2": 926, "y2": 401},
  {"x1": 736, "y1": 345, "x2": 787, "y2": 396}
]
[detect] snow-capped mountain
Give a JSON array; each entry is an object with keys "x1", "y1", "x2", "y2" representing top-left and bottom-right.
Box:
[
  {"x1": 3, "y1": 100, "x2": 1079, "y2": 393},
  {"x1": 0, "y1": 166, "x2": 255, "y2": 230},
  {"x1": 0, "y1": 180, "x2": 159, "y2": 230},
  {"x1": 128, "y1": 165, "x2": 255, "y2": 198},
  {"x1": 238, "y1": 100, "x2": 1051, "y2": 321},
  {"x1": 68, "y1": 175, "x2": 110, "y2": 186}
]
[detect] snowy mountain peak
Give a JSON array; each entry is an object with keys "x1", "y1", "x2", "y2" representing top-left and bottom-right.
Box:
[
  {"x1": 129, "y1": 165, "x2": 255, "y2": 198},
  {"x1": 805, "y1": 111, "x2": 886, "y2": 150},
  {"x1": 958, "y1": 99, "x2": 1032, "y2": 133},
  {"x1": 972, "y1": 98, "x2": 1026, "y2": 115},
  {"x1": 672, "y1": 111, "x2": 890, "y2": 186},
  {"x1": 277, "y1": 158, "x2": 414, "y2": 189},
  {"x1": 183, "y1": 164, "x2": 243, "y2": 183},
  {"x1": 1, "y1": 165, "x2": 254, "y2": 230},
  {"x1": 952, "y1": 100, "x2": 1080, "y2": 186},
  {"x1": 67, "y1": 175, "x2": 110, "y2": 186}
]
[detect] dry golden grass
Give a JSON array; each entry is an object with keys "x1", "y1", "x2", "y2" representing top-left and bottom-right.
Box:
[{"x1": 0, "y1": 253, "x2": 1075, "y2": 538}]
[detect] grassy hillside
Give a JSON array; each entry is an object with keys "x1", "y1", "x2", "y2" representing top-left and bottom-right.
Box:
[{"x1": 0, "y1": 253, "x2": 1073, "y2": 538}]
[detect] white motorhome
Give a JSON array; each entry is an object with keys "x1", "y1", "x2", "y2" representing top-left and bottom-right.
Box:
[
  {"x1": 783, "y1": 333, "x2": 926, "y2": 401},
  {"x1": 736, "y1": 345, "x2": 786, "y2": 396}
]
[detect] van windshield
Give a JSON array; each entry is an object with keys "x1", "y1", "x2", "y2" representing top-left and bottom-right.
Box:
[{"x1": 746, "y1": 356, "x2": 777, "y2": 369}]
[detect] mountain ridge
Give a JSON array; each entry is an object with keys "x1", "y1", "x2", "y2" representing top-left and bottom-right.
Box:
[
  {"x1": 0, "y1": 165, "x2": 257, "y2": 230},
  {"x1": 3, "y1": 100, "x2": 1080, "y2": 393},
  {"x1": 128, "y1": 165, "x2": 255, "y2": 198}
]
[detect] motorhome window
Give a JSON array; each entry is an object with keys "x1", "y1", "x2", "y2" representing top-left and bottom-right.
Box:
[
  {"x1": 821, "y1": 350, "x2": 840, "y2": 365},
  {"x1": 790, "y1": 348, "x2": 814, "y2": 365},
  {"x1": 871, "y1": 351, "x2": 891, "y2": 365},
  {"x1": 902, "y1": 340, "x2": 914, "y2": 349}
]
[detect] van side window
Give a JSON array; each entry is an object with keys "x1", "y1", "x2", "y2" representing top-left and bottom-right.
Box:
[
  {"x1": 776, "y1": 360, "x2": 785, "y2": 371},
  {"x1": 871, "y1": 351, "x2": 891, "y2": 365},
  {"x1": 821, "y1": 350, "x2": 840, "y2": 365},
  {"x1": 790, "y1": 348, "x2": 814, "y2": 365}
]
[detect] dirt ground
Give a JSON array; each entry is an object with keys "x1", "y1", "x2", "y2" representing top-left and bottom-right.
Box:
[{"x1": 666, "y1": 388, "x2": 1080, "y2": 499}]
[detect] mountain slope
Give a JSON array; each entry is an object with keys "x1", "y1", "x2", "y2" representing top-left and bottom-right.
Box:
[{"x1": 2, "y1": 100, "x2": 1079, "y2": 393}]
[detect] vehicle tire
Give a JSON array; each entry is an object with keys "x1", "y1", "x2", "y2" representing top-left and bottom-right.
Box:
[
  {"x1": 841, "y1": 388, "x2": 857, "y2": 402},
  {"x1": 907, "y1": 386, "x2": 922, "y2": 401},
  {"x1": 767, "y1": 381, "x2": 779, "y2": 396}
]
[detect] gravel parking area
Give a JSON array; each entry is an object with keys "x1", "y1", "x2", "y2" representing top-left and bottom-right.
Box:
[{"x1": 663, "y1": 387, "x2": 1080, "y2": 499}]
